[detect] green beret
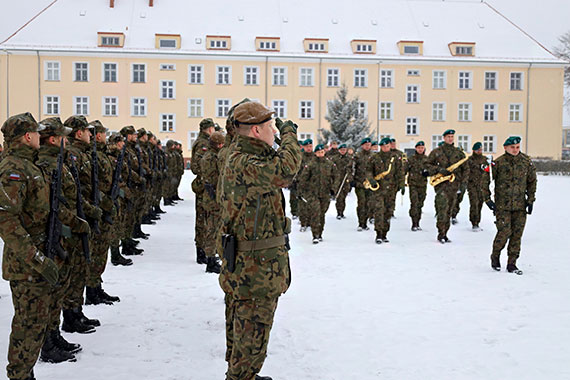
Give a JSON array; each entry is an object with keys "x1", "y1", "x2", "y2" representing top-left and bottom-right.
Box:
[
  {"x1": 298, "y1": 140, "x2": 303, "y2": 145},
  {"x1": 472, "y1": 142, "x2": 482, "y2": 151},
  {"x1": 360, "y1": 137, "x2": 371, "y2": 145},
  {"x1": 314, "y1": 144, "x2": 325, "y2": 152},
  {"x1": 120, "y1": 125, "x2": 136, "y2": 137},
  {"x1": 89, "y1": 120, "x2": 108, "y2": 134},
  {"x1": 339, "y1": 144, "x2": 347, "y2": 149},
  {"x1": 443, "y1": 129, "x2": 455, "y2": 136},
  {"x1": 415, "y1": 141, "x2": 425, "y2": 147},
  {"x1": 371, "y1": 141, "x2": 378, "y2": 146},
  {"x1": 199, "y1": 118, "x2": 215, "y2": 131},
  {"x1": 379, "y1": 137, "x2": 392, "y2": 146},
  {"x1": 390, "y1": 138, "x2": 396, "y2": 143},
  {"x1": 503, "y1": 136, "x2": 521, "y2": 146},
  {"x1": 2, "y1": 112, "x2": 44, "y2": 141},
  {"x1": 39, "y1": 117, "x2": 71, "y2": 138},
  {"x1": 304, "y1": 138, "x2": 313, "y2": 145}
]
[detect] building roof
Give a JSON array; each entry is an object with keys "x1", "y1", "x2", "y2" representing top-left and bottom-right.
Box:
[{"x1": 0, "y1": 0, "x2": 566, "y2": 64}]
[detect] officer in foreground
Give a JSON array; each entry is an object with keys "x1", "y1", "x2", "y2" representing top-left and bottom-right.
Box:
[
  {"x1": 483, "y1": 136, "x2": 537, "y2": 274},
  {"x1": 218, "y1": 101, "x2": 301, "y2": 380}
]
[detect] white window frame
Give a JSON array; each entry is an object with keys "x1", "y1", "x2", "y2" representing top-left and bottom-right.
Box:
[
  {"x1": 356, "y1": 44, "x2": 373, "y2": 52},
  {"x1": 403, "y1": 45, "x2": 420, "y2": 55},
  {"x1": 357, "y1": 101, "x2": 368, "y2": 117},
  {"x1": 433, "y1": 70, "x2": 446, "y2": 89},
  {"x1": 458, "y1": 103, "x2": 472, "y2": 122},
  {"x1": 458, "y1": 71, "x2": 472, "y2": 90},
  {"x1": 188, "y1": 65, "x2": 204, "y2": 84},
  {"x1": 380, "y1": 69, "x2": 394, "y2": 88},
  {"x1": 101, "y1": 36, "x2": 120, "y2": 47},
  {"x1": 406, "y1": 117, "x2": 419, "y2": 136},
  {"x1": 354, "y1": 68, "x2": 368, "y2": 88},
  {"x1": 259, "y1": 41, "x2": 277, "y2": 50},
  {"x1": 379, "y1": 102, "x2": 393, "y2": 120},
  {"x1": 102, "y1": 96, "x2": 119, "y2": 116},
  {"x1": 299, "y1": 67, "x2": 314, "y2": 87},
  {"x1": 216, "y1": 65, "x2": 232, "y2": 85},
  {"x1": 299, "y1": 100, "x2": 314, "y2": 119},
  {"x1": 44, "y1": 95, "x2": 60, "y2": 115},
  {"x1": 510, "y1": 72, "x2": 524, "y2": 91},
  {"x1": 327, "y1": 68, "x2": 340, "y2": 87},
  {"x1": 188, "y1": 131, "x2": 199, "y2": 151},
  {"x1": 102, "y1": 62, "x2": 118, "y2": 83},
  {"x1": 272, "y1": 67, "x2": 287, "y2": 86},
  {"x1": 484, "y1": 103, "x2": 498, "y2": 122},
  {"x1": 431, "y1": 135, "x2": 444, "y2": 150},
  {"x1": 73, "y1": 96, "x2": 89, "y2": 116},
  {"x1": 158, "y1": 39, "x2": 177, "y2": 49},
  {"x1": 210, "y1": 39, "x2": 228, "y2": 49},
  {"x1": 188, "y1": 98, "x2": 204, "y2": 118},
  {"x1": 432, "y1": 102, "x2": 446, "y2": 122},
  {"x1": 407, "y1": 69, "x2": 420, "y2": 76},
  {"x1": 307, "y1": 42, "x2": 326, "y2": 52},
  {"x1": 160, "y1": 63, "x2": 176, "y2": 71},
  {"x1": 483, "y1": 135, "x2": 496, "y2": 153},
  {"x1": 74, "y1": 62, "x2": 89, "y2": 82},
  {"x1": 160, "y1": 80, "x2": 176, "y2": 99},
  {"x1": 406, "y1": 85, "x2": 420, "y2": 103},
  {"x1": 131, "y1": 63, "x2": 146, "y2": 83},
  {"x1": 131, "y1": 97, "x2": 147, "y2": 117},
  {"x1": 272, "y1": 100, "x2": 287, "y2": 118},
  {"x1": 216, "y1": 98, "x2": 231, "y2": 118},
  {"x1": 298, "y1": 132, "x2": 314, "y2": 142},
  {"x1": 160, "y1": 113, "x2": 176, "y2": 133},
  {"x1": 244, "y1": 66, "x2": 259, "y2": 86},
  {"x1": 45, "y1": 61, "x2": 60, "y2": 81},
  {"x1": 509, "y1": 103, "x2": 523, "y2": 122},
  {"x1": 457, "y1": 134, "x2": 471, "y2": 152},
  {"x1": 485, "y1": 71, "x2": 498, "y2": 90}
]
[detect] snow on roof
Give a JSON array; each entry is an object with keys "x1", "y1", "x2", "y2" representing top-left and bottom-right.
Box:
[{"x1": 0, "y1": 0, "x2": 564, "y2": 63}]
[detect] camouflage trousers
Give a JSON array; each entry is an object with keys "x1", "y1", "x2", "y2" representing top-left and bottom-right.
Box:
[
  {"x1": 451, "y1": 184, "x2": 467, "y2": 218},
  {"x1": 63, "y1": 242, "x2": 88, "y2": 310},
  {"x1": 87, "y1": 225, "x2": 112, "y2": 288},
  {"x1": 48, "y1": 258, "x2": 72, "y2": 331},
  {"x1": 225, "y1": 295, "x2": 278, "y2": 380},
  {"x1": 306, "y1": 195, "x2": 330, "y2": 239},
  {"x1": 372, "y1": 191, "x2": 391, "y2": 235},
  {"x1": 203, "y1": 206, "x2": 220, "y2": 258},
  {"x1": 298, "y1": 193, "x2": 311, "y2": 228},
  {"x1": 7, "y1": 279, "x2": 52, "y2": 380},
  {"x1": 408, "y1": 185, "x2": 427, "y2": 225},
  {"x1": 434, "y1": 184, "x2": 459, "y2": 237},
  {"x1": 355, "y1": 187, "x2": 372, "y2": 227},
  {"x1": 468, "y1": 186, "x2": 484, "y2": 226},
  {"x1": 335, "y1": 181, "x2": 351, "y2": 216},
  {"x1": 386, "y1": 189, "x2": 398, "y2": 218},
  {"x1": 289, "y1": 187, "x2": 298, "y2": 217},
  {"x1": 195, "y1": 193, "x2": 206, "y2": 249},
  {"x1": 492, "y1": 210, "x2": 527, "y2": 264}
]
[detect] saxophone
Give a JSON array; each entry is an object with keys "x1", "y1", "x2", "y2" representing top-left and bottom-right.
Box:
[
  {"x1": 363, "y1": 157, "x2": 395, "y2": 191},
  {"x1": 429, "y1": 151, "x2": 468, "y2": 186}
]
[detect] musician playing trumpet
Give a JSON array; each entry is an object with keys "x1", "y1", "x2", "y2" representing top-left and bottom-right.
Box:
[
  {"x1": 424, "y1": 129, "x2": 468, "y2": 244},
  {"x1": 365, "y1": 137, "x2": 403, "y2": 244}
]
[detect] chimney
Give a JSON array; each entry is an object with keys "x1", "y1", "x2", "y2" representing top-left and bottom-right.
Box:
[
  {"x1": 110, "y1": 0, "x2": 115, "y2": 8},
  {"x1": 149, "y1": 0, "x2": 154, "y2": 6}
]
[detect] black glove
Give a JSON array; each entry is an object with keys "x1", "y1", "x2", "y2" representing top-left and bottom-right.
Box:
[
  {"x1": 400, "y1": 187, "x2": 405, "y2": 196},
  {"x1": 368, "y1": 178, "x2": 378, "y2": 189},
  {"x1": 275, "y1": 117, "x2": 283, "y2": 130},
  {"x1": 421, "y1": 169, "x2": 430, "y2": 177},
  {"x1": 526, "y1": 203, "x2": 533, "y2": 215},
  {"x1": 485, "y1": 200, "x2": 496, "y2": 212},
  {"x1": 330, "y1": 190, "x2": 336, "y2": 201},
  {"x1": 349, "y1": 181, "x2": 355, "y2": 188},
  {"x1": 204, "y1": 183, "x2": 216, "y2": 200},
  {"x1": 278, "y1": 120, "x2": 297, "y2": 135},
  {"x1": 439, "y1": 168, "x2": 452, "y2": 176}
]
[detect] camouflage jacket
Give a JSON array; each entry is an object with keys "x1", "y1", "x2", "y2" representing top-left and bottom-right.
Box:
[
  {"x1": 296, "y1": 151, "x2": 315, "y2": 196},
  {"x1": 218, "y1": 131, "x2": 302, "y2": 300},
  {"x1": 466, "y1": 153, "x2": 488, "y2": 191},
  {"x1": 298, "y1": 156, "x2": 336, "y2": 199},
  {"x1": 354, "y1": 149, "x2": 372, "y2": 189},
  {"x1": 96, "y1": 142, "x2": 114, "y2": 211},
  {"x1": 391, "y1": 148, "x2": 406, "y2": 188},
  {"x1": 405, "y1": 152, "x2": 428, "y2": 187},
  {"x1": 332, "y1": 153, "x2": 354, "y2": 191},
  {"x1": 216, "y1": 135, "x2": 237, "y2": 204},
  {"x1": 200, "y1": 146, "x2": 221, "y2": 212},
  {"x1": 0, "y1": 144, "x2": 50, "y2": 281},
  {"x1": 483, "y1": 152, "x2": 537, "y2": 211},
  {"x1": 67, "y1": 139, "x2": 94, "y2": 200},
  {"x1": 325, "y1": 148, "x2": 340, "y2": 160},
  {"x1": 125, "y1": 141, "x2": 144, "y2": 188},
  {"x1": 107, "y1": 146, "x2": 131, "y2": 200},
  {"x1": 190, "y1": 131, "x2": 210, "y2": 177},
  {"x1": 366, "y1": 150, "x2": 403, "y2": 194},
  {"x1": 425, "y1": 143, "x2": 468, "y2": 191}
]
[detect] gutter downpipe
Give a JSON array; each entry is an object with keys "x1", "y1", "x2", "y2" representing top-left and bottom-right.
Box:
[
  {"x1": 264, "y1": 56, "x2": 268, "y2": 105},
  {"x1": 376, "y1": 61, "x2": 381, "y2": 140},
  {"x1": 525, "y1": 63, "x2": 531, "y2": 154},
  {"x1": 37, "y1": 50, "x2": 41, "y2": 119},
  {"x1": 4, "y1": 50, "x2": 10, "y2": 118},
  {"x1": 318, "y1": 58, "x2": 322, "y2": 136}
]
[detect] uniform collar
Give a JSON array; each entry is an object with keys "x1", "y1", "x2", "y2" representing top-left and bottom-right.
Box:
[
  {"x1": 6, "y1": 143, "x2": 38, "y2": 161},
  {"x1": 235, "y1": 135, "x2": 274, "y2": 156}
]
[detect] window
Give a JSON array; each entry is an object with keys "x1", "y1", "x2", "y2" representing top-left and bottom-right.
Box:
[
  {"x1": 379, "y1": 134, "x2": 393, "y2": 141},
  {"x1": 380, "y1": 70, "x2": 393, "y2": 88},
  {"x1": 356, "y1": 44, "x2": 373, "y2": 53},
  {"x1": 272, "y1": 100, "x2": 287, "y2": 118},
  {"x1": 456, "y1": 46, "x2": 473, "y2": 56},
  {"x1": 327, "y1": 68, "x2": 339, "y2": 87},
  {"x1": 509, "y1": 104, "x2": 522, "y2": 122},
  {"x1": 74, "y1": 96, "x2": 89, "y2": 115},
  {"x1": 407, "y1": 69, "x2": 420, "y2": 76},
  {"x1": 210, "y1": 40, "x2": 228, "y2": 49},
  {"x1": 433, "y1": 70, "x2": 446, "y2": 89},
  {"x1": 216, "y1": 66, "x2": 231, "y2": 85},
  {"x1": 160, "y1": 64, "x2": 175, "y2": 71},
  {"x1": 432, "y1": 102, "x2": 446, "y2": 121},
  {"x1": 457, "y1": 135, "x2": 470, "y2": 152},
  {"x1": 103, "y1": 97, "x2": 118, "y2": 116},
  {"x1": 298, "y1": 133, "x2": 314, "y2": 142},
  {"x1": 299, "y1": 68, "x2": 314, "y2": 86},
  {"x1": 483, "y1": 104, "x2": 497, "y2": 122},
  {"x1": 160, "y1": 114, "x2": 176, "y2": 132},
  {"x1": 299, "y1": 100, "x2": 313, "y2": 119},
  {"x1": 406, "y1": 117, "x2": 418, "y2": 135},
  {"x1": 354, "y1": 69, "x2": 368, "y2": 88},
  {"x1": 510, "y1": 72, "x2": 523, "y2": 90},
  {"x1": 101, "y1": 36, "x2": 120, "y2": 46},
  {"x1": 272, "y1": 67, "x2": 287, "y2": 86},
  {"x1": 103, "y1": 63, "x2": 117, "y2": 82},
  {"x1": 160, "y1": 80, "x2": 175, "y2": 99},
  {"x1": 357, "y1": 101, "x2": 368, "y2": 117},
  {"x1": 131, "y1": 97, "x2": 146, "y2": 117},
  {"x1": 458, "y1": 103, "x2": 471, "y2": 122},
  {"x1": 132, "y1": 64, "x2": 146, "y2": 83},
  {"x1": 404, "y1": 45, "x2": 419, "y2": 54},
  {"x1": 244, "y1": 66, "x2": 259, "y2": 85},
  {"x1": 45, "y1": 61, "x2": 60, "y2": 81},
  {"x1": 74, "y1": 62, "x2": 88, "y2": 82},
  {"x1": 485, "y1": 72, "x2": 497, "y2": 90},
  {"x1": 259, "y1": 41, "x2": 277, "y2": 50},
  {"x1": 188, "y1": 98, "x2": 203, "y2": 118},
  {"x1": 459, "y1": 71, "x2": 472, "y2": 89},
  {"x1": 308, "y1": 42, "x2": 326, "y2": 52},
  {"x1": 159, "y1": 39, "x2": 177, "y2": 49},
  {"x1": 189, "y1": 65, "x2": 203, "y2": 84},
  {"x1": 406, "y1": 85, "x2": 419, "y2": 103},
  {"x1": 379, "y1": 102, "x2": 393, "y2": 120},
  {"x1": 45, "y1": 96, "x2": 59, "y2": 115},
  {"x1": 483, "y1": 135, "x2": 496, "y2": 153},
  {"x1": 431, "y1": 135, "x2": 444, "y2": 150},
  {"x1": 216, "y1": 99, "x2": 231, "y2": 117}
]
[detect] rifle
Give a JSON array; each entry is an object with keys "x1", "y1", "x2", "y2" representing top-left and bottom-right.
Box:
[
  {"x1": 335, "y1": 171, "x2": 350, "y2": 200},
  {"x1": 69, "y1": 154, "x2": 91, "y2": 263},
  {"x1": 90, "y1": 136, "x2": 101, "y2": 233},
  {"x1": 109, "y1": 143, "x2": 127, "y2": 216},
  {"x1": 126, "y1": 154, "x2": 134, "y2": 212},
  {"x1": 45, "y1": 139, "x2": 68, "y2": 261}
]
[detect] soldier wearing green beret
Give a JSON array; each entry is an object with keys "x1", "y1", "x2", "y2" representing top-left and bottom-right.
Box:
[
  {"x1": 388, "y1": 138, "x2": 406, "y2": 219},
  {"x1": 405, "y1": 141, "x2": 429, "y2": 230},
  {"x1": 465, "y1": 142, "x2": 488, "y2": 231},
  {"x1": 354, "y1": 137, "x2": 373, "y2": 230},
  {"x1": 218, "y1": 101, "x2": 301, "y2": 380},
  {"x1": 483, "y1": 136, "x2": 536, "y2": 275},
  {"x1": 333, "y1": 143, "x2": 354, "y2": 219}
]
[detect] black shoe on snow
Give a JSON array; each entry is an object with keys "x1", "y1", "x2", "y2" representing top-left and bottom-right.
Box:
[
  {"x1": 312, "y1": 238, "x2": 319, "y2": 244},
  {"x1": 163, "y1": 198, "x2": 175, "y2": 206},
  {"x1": 172, "y1": 194, "x2": 184, "y2": 201},
  {"x1": 205, "y1": 257, "x2": 221, "y2": 274},
  {"x1": 62, "y1": 309, "x2": 96, "y2": 334},
  {"x1": 255, "y1": 376, "x2": 273, "y2": 380},
  {"x1": 507, "y1": 263, "x2": 523, "y2": 275},
  {"x1": 85, "y1": 287, "x2": 114, "y2": 306},
  {"x1": 375, "y1": 232, "x2": 383, "y2": 244},
  {"x1": 491, "y1": 256, "x2": 501, "y2": 271},
  {"x1": 76, "y1": 308, "x2": 101, "y2": 327},
  {"x1": 98, "y1": 286, "x2": 120, "y2": 302},
  {"x1": 196, "y1": 247, "x2": 208, "y2": 265},
  {"x1": 336, "y1": 215, "x2": 342, "y2": 220},
  {"x1": 40, "y1": 332, "x2": 77, "y2": 363},
  {"x1": 155, "y1": 205, "x2": 166, "y2": 214},
  {"x1": 51, "y1": 328, "x2": 82, "y2": 354},
  {"x1": 111, "y1": 246, "x2": 133, "y2": 266},
  {"x1": 451, "y1": 217, "x2": 458, "y2": 225}
]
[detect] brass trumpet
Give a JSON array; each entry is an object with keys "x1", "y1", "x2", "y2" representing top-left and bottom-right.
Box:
[
  {"x1": 429, "y1": 151, "x2": 468, "y2": 186},
  {"x1": 363, "y1": 157, "x2": 395, "y2": 191}
]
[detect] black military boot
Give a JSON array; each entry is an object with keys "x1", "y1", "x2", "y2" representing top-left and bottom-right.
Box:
[
  {"x1": 173, "y1": 192, "x2": 184, "y2": 201},
  {"x1": 196, "y1": 247, "x2": 207, "y2": 265},
  {"x1": 75, "y1": 307, "x2": 101, "y2": 327},
  {"x1": 141, "y1": 214, "x2": 156, "y2": 225},
  {"x1": 121, "y1": 240, "x2": 142, "y2": 256},
  {"x1": 163, "y1": 197, "x2": 175, "y2": 206},
  {"x1": 154, "y1": 204, "x2": 166, "y2": 214},
  {"x1": 491, "y1": 255, "x2": 501, "y2": 271},
  {"x1": 85, "y1": 286, "x2": 113, "y2": 306},
  {"x1": 149, "y1": 210, "x2": 161, "y2": 221},
  {"x1": 507, "y1": 263, "x2": 523, "y2": 275},
  {"x1": 111, "y1": 245, "x2": 133, "y2": 266},
  {"x1": 40, "y1": 330, "x2": 77, "y2": 363},
  {"x1": 126, "y1": 237, "x2": 140, "y2": 247},
  {"x1": 375, "y1": 232, "x2": 383, "y2": 244},
  {"x1": 51, "y1": 328, "x2": 82, "y2": 354},
  {"x1": 133, "y1": 224, "x2": 149, "y2": 239},
  {"x1": 205, "y1": 256, "x2": 221, "y2": 274},
  {"x1": 62, "y1": 309, "x2": 95, "y2": 334},
  {"x1": 98, "y1": 285, "x2": 120, "y2": 303},
  {"x1": 255, "y1": 375, "x2": 273, "y2": 380}
]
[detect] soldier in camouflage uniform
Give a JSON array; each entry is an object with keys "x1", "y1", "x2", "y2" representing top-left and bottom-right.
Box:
[
  {"x1": 325, "y1": 140, "x2": 340, "y2": 159},
  {"x1": 366, "y1": 141, "x2": 379, "y2": 223},
  {"x1": 388, "y1": 138, "x2": 405, "y2": 218},
  {"x1": 298, "y1": 144, "x2": 336, "y2": 243},
  {"x1": 333, "y1": 144, "x2": 353, "y2": 219},
  {"x1": 200, "y1": 131, "x2": 225, "y2": 274},
  {"x1": 0, "y1": 113, "x2": 57, "y2": 380},
  {"x1": 483, "y1": 136, "x2": 536, "y2": 274},
  {"x1": 466, "y1": 142, "x2": 488, "y2": 231},
  {"x1": 366, "y1": 137, "x2": 403, "y2": 243},
  {"x1": 405, "y1": 141, "x2": 429, "y2": 231},
  {"x1": 298, "y1": 139, "x2": 314, "y2": 232},
  {"x1": 425, "y1": 129, "x2": 468, "y2": 243},
  {"x1": 218, "y1": 102, "x2": 301, "y2": 380},
  {"x1": 354, "y1": 138, "x2": 373, "y2": 231},
  {"x1": 191, "y1": 118, "x2": 215, "y2": 265}
]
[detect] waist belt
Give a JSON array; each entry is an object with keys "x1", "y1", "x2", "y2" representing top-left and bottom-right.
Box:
[{"x1": 237, "y1": 235, "x2": 286, "y2": 252}]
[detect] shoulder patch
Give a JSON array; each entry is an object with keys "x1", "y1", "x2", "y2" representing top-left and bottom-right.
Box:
[
  {"x1": 9, "y1": 173, "x2": 21, "y2": 180},
  {"x1": 202, "y1": 147, "x2": 208, "y2": 152}
]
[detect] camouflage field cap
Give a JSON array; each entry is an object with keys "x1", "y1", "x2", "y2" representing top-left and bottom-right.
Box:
[
  {"x1": 503, "y1": 136, "x2": 521, "y2": 146},
  {"x1": 415, "y1": 141, "x2": 425, "y2": 147},
  {"x1": 88, "y1": 120, "x2": 108, "y2": 134},
  {"x1": 379, "y1": 137, "x2": 392, "y2": 146},
  {"x1": 226, "y1": 98, "x2": 251, "y2": 131},
  {"x1": 108, "y1": 133, "x2": 124, "y2": 144},
  {"x1": 64, "y1": 115, "x2": 90, "y2": 134},
  {"x1": 39, "y1": 117, "x2": 72, "y2": 137},
  {"x1": 472, "y1": 142, "x2": 482, "y2": 150},
  {"x1": 120, "y1": 125, "x2": 136, "y2": 137},
  {"x1": 137, "y1": 128, "x2": 147, "y2": 138},
  {"x1": 234, "y1": 101, "x2": 274, "y2": 126},
  {"x1": 199, "y1": 118, "x2": 215, "y2": 131},
  {"x1": 147, "y1": 131, "x2": 155, "y2": 139},
  {"x1": 166, "y1": 139, "x2": 175, "y2": 148},
  {"x1": 210, "y1": 131, "x2": 225, "y2": 146},
  {"x1": 443, "y1": 129, "x2": 455, "y2": 136},
  {"x1": 1, "y1": 112, "x2": 45, "y2": 140},
  {"x1": 360, "y1": 137, "x2": 371, "y2": 145}
]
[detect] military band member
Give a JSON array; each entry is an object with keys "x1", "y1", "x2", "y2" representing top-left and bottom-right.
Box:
[
  {"x1": 333, "y1": 143, "x2": 353, "y2": 219},
  {"x1": 405, "y1": 141, "x2": 428, "y2": 231},
  {"x1": 298, "y1": 139, "x2": 314, "y2": 232},
  {"x1": 466, "y1": 142, "x2": 488, "y2": 231},
  {"x1": 354, "y1": 138, "x2": 373, "y2": 231}
]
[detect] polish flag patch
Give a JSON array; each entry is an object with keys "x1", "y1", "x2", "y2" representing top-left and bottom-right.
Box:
[{"x1": 9, "y1": 173, "x2": 21, "y2": 180}]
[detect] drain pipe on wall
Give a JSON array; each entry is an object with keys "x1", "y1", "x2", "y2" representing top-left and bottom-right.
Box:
[
  {"x1": 525, "y1": 63, "x2": 532, "y2": 154},
  {"x1": 37, "y1": 50, "x2": 42, "y2": 119}
]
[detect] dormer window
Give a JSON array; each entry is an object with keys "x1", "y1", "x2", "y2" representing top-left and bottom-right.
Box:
[
  {"x1": 449, "y1": 42, "x2": 476, "y2": 56},
  {"x1": 304, "y1": 38, "x2": 329, "y2": 53},
  {"x1": 256, "y1": 37, "x2": 280, "y2": 52},
  {"x1": 351, "y1": 40, "x2": 376, "y2": 54},
  {"x1": 156, "y1": 34, "x2": 180, "y2": 50},
  {"x1": 206, "y1": 36, "x2": 231, "y2": 50},
  {"x1": 398, "y1": 41, "x2": 423, "y2": 56},
  {"x1": 98, "y1": 32, "x2": 124, "y2": 48}
]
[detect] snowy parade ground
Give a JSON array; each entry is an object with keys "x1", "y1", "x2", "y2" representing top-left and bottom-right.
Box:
[{"x1": 1, "y1": 172, "x2": 569, "y2": 380}]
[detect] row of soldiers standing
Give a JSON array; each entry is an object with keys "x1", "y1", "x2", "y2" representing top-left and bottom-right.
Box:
[{"x1": 0, "y1": 113, "x2": 185, "y2": 380}]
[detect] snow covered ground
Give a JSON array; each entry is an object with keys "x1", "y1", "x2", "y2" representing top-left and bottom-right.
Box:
[{"x1": 1, "y1": 172, "x2": 569, "y2": 380}]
